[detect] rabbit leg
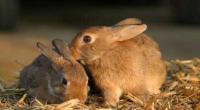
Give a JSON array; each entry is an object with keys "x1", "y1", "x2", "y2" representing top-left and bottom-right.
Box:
[
  {"x1": 147, "y1": 86, "x2": 160, "y2": 94},
  {"x1": 101, "y1": 83, "x2": 122, "y2": 106},
  {"x1": 146, "y1": 77, "x2": 162, "y2": 95}
]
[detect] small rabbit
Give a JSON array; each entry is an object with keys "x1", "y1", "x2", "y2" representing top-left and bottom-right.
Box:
[
  {"x1": 69, "y1": 18, "x2": 167, "y2": 106},
  {"x1": 20, "y1": 39, "x2": 88, "y2": 104}
]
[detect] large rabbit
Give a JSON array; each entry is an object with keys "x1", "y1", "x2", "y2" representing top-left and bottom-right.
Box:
[
  {"x1": 20, "y1": 39, "x2": 88, "y2": 104},
  {"x1": 69, "y1": 18, "x2": 167, "y2": 106}
]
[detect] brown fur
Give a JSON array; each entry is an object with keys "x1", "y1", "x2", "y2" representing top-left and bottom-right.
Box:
[
  {"x1": 69, "y1": 18, "x2": 167, "y2": 106},
  {"x1": 61, "y1": 60, "x2": 88, "y2": 103},
  {"x1": 115, "y1": 18, "x2": 142, "y2": 25},
  {"x1": 20, "y1": 40, "x2": 88, "y2": 104}
]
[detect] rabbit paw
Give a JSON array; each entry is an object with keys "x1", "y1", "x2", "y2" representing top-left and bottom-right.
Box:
[
  {"x1": 104, "y1": 99, "x2": 118, "y2": 107},
  {"x1": 103, "y1": 87, "x2": 122, "y2": 107}
]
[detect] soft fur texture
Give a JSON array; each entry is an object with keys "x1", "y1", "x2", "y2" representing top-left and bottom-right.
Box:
[
  {"x1": 20, "y1": 40, "x2": 88, "y2": 103},
  {"x1": 69, "y1": 18, "x2": 167, "y2": 106}
]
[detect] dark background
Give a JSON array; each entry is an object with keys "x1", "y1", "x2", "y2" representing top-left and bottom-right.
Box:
[
  {"x1": 1, "y1": 0, "x2": 200, "y2": 28},
  {"x1": 0, "y1": 0, "x2": 200, "y2": 86}
]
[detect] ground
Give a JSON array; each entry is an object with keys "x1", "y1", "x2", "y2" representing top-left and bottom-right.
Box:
[
  {"x1": 0, "y1": 2, "x2": 200, "y2": 109},
  {"x1": 0, "y1": 58, "x2": 199, "y2": 110}
]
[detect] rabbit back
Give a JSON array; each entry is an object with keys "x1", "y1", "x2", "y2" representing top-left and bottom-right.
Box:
[{"x1": 87, "y1": 34, "x2": 166, "y2": 96}]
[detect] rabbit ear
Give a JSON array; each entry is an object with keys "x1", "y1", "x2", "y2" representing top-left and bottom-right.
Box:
[
  {"x1": 37, "y1": 42, "x2": 65, "y2": 65},
  {"x1": 52, "y1": 39, "x2": 73, "y2": 60},
  {"x1": 111, "y1": 24, "x2": 147, "y2": 41},
  {"x1": 115, "y1": 18, "x2": 142, "y2": 26}
]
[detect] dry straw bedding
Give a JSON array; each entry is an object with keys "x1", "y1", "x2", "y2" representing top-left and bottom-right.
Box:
[{"x1": 0, "y1": 58, "x2": 200, "y2": 110}]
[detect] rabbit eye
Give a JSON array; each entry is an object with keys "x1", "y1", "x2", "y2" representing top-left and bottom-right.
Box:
[
  {"x1": 83, "y1": 35, "x2": 92, "y2": 43},
  {"x1": 62, "y1": 78, "x2": 67, "y2": 85}
]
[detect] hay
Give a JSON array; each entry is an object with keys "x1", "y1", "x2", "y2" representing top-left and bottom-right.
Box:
[{"x1": 0, "y1": 58, "x2": 200, "y2": 110}]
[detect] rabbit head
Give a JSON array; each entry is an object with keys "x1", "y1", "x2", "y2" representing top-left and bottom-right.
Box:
[
  {"x1": 20, "y1": 54, "x2": 68, "y2": 104},
  {"x1": 37, "y1": 39, "x2": 89, "y2": 103},
  {"x1": 70, "y1": 18, "x2": 147, "y2": 63}
]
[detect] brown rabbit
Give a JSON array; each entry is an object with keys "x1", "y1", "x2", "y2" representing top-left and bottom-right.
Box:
[
  {"x1": 69, "y1": 18, "x2": 167, "y2": 106},
  {"x1": 20, "y1": 39, "x2": 88, "y2": 104}
]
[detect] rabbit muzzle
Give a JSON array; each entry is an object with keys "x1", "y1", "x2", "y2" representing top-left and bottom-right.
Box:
[{"x1": 70, "y1": 47, "x2": 81, "y2": 60}]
